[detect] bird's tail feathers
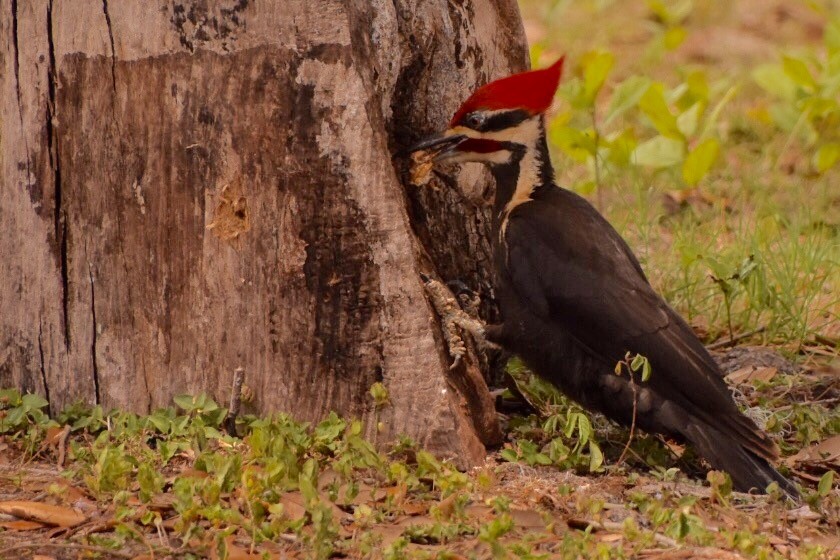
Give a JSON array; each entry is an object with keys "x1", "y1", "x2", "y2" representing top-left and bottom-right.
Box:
[{"x1": 685, "y1": 421, "x2": 800, "y2": 501}]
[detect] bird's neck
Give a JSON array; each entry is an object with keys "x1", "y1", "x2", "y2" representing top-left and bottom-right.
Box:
[{"x1": 490, "y1": 119, "x2": 555, "y2": 221}]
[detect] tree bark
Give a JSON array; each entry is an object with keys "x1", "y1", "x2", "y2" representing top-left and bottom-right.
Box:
[{"x1": 0, "y1": 0, "x2": 527, "y2": 465}]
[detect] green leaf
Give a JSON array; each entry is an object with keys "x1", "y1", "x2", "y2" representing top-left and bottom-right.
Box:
[
  {"x1": 588, "y1": 442, "x2": 604, "y2": 472},
  {"x1": 685, "y1": 70, "x2": 710, "y2": 103},
  {"x1": 676, "y1": 102, "x2": 704, "y2": 137},
  {"x1": 782, "y1": 55, "x2": 816, "y2": 90},
  {"x1": 0, "y1": 389, "x2": 23, "y2": 407},
  {"x1": 549, "y1": 124, "x2": 597, "y2": 161},
  {"x1": 814, "y1": 142, "x2": 840, "y2": 172},
  {"x1": 752, "y1": 64, "x2": 798, "y2": 102},
  {"x1": 173, "y1": 394, "x2": 196, "y2": 411},
  {"x1": 639, "y1": 84, "x2": 681, "y2": 138},
  {"x1": 641, "y1": 359, "x2": 652, "y2": 382},
  {"x1": 500, "y1": 448, "x2": 519, "y2": 463},
  {"x1": 605, "y1": 128, "x2": 638, "y2": 165},
  {"x1": 21, "y1": 393, "x2": 49, "y2": 411},
  {"x1": 646, "y1": 0, "x2": 692, "y2": 25},
  {"x1": 817, "y1": 470, "x2": 834, "y2": 497},
  {"x1": 632, "y1": 135, "x2": 685, "y2": 168},
  {"x1": 605, "y1": 76, "x2": 651, "y2": 125},
  {"x1": 664, "y1": 26, "x2": 687, "y2": 50},
  {"x1": 826, "y1": 19, "x2": 840, "y2": 53},
  {"x1": 369, "y1": 382, "x2": 389, "y2": 408},
  {"x1": 581, "y1": 50, "x2": 615, "y2": 104},
  {"x1": 682, "y1": 138, "x2": 720, "y2": 185}
]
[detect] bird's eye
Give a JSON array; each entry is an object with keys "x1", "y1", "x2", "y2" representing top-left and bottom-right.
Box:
[{"x1": 465, "y1": 113, "x2": 485, "y2": 129}]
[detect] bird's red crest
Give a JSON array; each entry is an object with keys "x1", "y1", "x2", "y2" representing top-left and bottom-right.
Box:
[{"x1": 450, "y1": 57, "x2": 565, "y2": 126}]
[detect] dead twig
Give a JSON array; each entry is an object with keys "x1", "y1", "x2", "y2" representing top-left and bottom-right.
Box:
[
  {"x1": 56, "y1": 424, "x2": 71, "y2": 467},
  {"x1": 223, "y1": 367, "x2": 245, "y2": 436},
  {"x1": 3, "y1": 541, "x2": 136, "y2": 559},
  {"x1": 568, "y1": 518, "x2": 679, "y2": 548},
  {"x1": 708, "y1": 326, "x2": 766, "y2": 350}
]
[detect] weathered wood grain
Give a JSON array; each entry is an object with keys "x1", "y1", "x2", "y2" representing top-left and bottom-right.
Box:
[{"x1": 0, "y1": 0, "x2": 527, "y2": 464}]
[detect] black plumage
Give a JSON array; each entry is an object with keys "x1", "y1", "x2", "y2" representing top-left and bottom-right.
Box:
[
  {"x1": 411, "y1": 57, "x2": 798, "y2": 497},
  {"x1": 483, "y1": 129, "x2": 798, "y2": 498}
]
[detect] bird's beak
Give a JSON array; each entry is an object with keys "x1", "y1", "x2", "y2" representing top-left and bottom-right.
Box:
[{"x1": 408, "y1": 132, "x2": 467, "y2": 161}]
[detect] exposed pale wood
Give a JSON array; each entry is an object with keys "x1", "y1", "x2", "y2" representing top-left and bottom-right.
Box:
[{"x1": 0, "y1": 0, "x2": 527, "y2": 465}]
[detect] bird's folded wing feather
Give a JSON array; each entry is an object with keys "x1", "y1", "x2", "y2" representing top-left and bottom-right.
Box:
[{"x1": 504, "y1": 200, "x2": 777, "y2": 459}]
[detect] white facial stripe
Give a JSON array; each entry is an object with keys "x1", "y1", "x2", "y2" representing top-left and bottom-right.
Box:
[
  {"x1": 448, "y1": 117, "x2": 542, "y2": 144},
  {"x1": 446, "y1": 149, "x2": 512, "y2": 165},
  {"x1": 498, "y1": 120, "x2": 545, "y2": 241}
]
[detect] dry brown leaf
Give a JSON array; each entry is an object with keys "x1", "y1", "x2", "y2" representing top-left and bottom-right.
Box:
[
  {"x1": 0, "y1": 519, "x2": 47, "y2": 530},
  {"x1": 785, "y1": 434, "x2": 840, "y2": 466},
  {"x1": 0, "y1": 500, "x2": 86, "y2": 527},
  {"x1": 597, "y1": 533, "x2": 624, "y2": 543},
  {"x1": 436, "y1": 493, "x2": 458, "y2": 520},
  {"x1": 726, "y1": 366, "x2": 777, "y2": 385},
  {"x1": 51, "y1": 479, "x2": 88, "y2": 503},
  {"x1": 402, "y1": 500, "x2": 428, "y2": 516},
  {"x1": 33, "y1": 556, "x2": 57, "y2": 560},
  {"x1": 278, "y1": 492, "x2": 308, "y2": 522},
  {"x1": 510, "y1": 508, "x2": 546, "y2": 531},
  {"x1": 218, "y1": 536, "x2": 266, "y2": 560}
]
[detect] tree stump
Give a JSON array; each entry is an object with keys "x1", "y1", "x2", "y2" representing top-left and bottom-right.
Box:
[{"x1": 0, "y1": 0, "x2": 527, "y2": 465}]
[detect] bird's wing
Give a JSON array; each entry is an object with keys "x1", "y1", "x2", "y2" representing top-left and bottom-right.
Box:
[{"x1": 504, "y1": 197, "x2": 777, "y2": 459}]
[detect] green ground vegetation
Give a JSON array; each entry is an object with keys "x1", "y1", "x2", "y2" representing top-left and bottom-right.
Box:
[{"x1": 1, "y1": 1, "x2": 839, "y2": 558}]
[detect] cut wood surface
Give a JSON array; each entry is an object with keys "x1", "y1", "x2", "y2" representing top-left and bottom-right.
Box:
[{"x1": 0, "y1": 0, "x2": 528, "y2": 464}]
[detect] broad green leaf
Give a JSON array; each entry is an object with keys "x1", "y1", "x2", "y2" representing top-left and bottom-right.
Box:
[
  {"x1": 499, "y1": 448, "x2": 519, "y2": 463},
  {"x1": 685, "y1": 70, "x2": 710, "y2": 102},
  {"x1": 752, "y1": 64, "x2": 798, "y2": 102},
  {"x1": 529, "y1": 43, "x2": 545, "y2": 68},
  {"x1": 814, "y1": 142, "x2": 840, "y2": 172},
  {"x1": 782, "y1": 55, "x2": 816, "y2": 90},
  {"x1": 768, "y1": 103, "x2": 800, "y2": 132},
  {"x1": 173, "y1": 394, "x2": 195, "y2": 411},
  {"x1": 632, "y1": 135, "x2": 685, "y2": 168},
  {"x1": 589, "y1": 441, "x2": 604, "y2": 472},
  {"x1": 664, "y1": 26, "x2": 687, "y2": 50},
  {"x1": 682, "y1": 138, "x2": 720, "y2": 185},
  {"x1": 605, "y1": 128, "x2": 638, "y2": 166},
  {"x1": 0, "y1": 389, "x2": 22, "y2": 406},
  {"x1": 647, "y1": 0, "x2": 692, "y2": 25},
  {"x1": 802, "y1": 96, "x2": 839, "y2": 117},
  {"x1": 605, "y1": 75, "x2": 651, "y2": 125},
  {"x1": 581, "y1": 50, "x2": 615, "y2": 104},
  {"x1": 639, "y1": 84, "x2": 681, "y2": 138},
  {"x1": 677, "y1": 102, "x2": 704, "y2": 137},
  {"x1": 21, "y1": 393, "x2": 49, "y2": 410},
  {"x1": 549, "y1": 125, "x2": 597, "y2": 160},
  {"x1": 574, "y1": 179, "x2": 597, "y2": 195},
  {"x1": 641, "y1": 359, "x2": 652, "y2": 382},
  {"x1": 818, "y1": 470, "x2": 834, "y2": 497},
  {"x1": 826, "y1": 19, "x2": 840, "y2": 53}
]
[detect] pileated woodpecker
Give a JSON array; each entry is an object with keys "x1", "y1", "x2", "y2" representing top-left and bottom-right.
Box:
[{"x1": 411, "y1": 58, "x2": 798, "y2": 498}]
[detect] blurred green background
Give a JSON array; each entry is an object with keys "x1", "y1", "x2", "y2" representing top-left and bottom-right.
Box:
[{"x1": 516, "y1": 0, "x2": 839, "y2": 360}]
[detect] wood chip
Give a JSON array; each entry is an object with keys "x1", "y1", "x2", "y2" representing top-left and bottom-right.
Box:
[
  {"x1": 726, "y1": 366, "x2": 777, "y2": 385},
  {"x1": 410, "y1": 150, "x2": 435, "y2": 186}
]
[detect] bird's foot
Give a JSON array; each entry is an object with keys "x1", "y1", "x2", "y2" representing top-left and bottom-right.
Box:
[{"x1": 421, "y1": 274, "x2": 499, "y2": 369}]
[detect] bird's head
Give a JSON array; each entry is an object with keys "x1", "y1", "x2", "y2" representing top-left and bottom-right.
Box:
[{"x1": 410, "y1": 57, "x2": 565, "y2": 166}]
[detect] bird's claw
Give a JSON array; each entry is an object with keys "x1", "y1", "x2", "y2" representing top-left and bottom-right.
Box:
[{"x1": 422, "y1": 275, "x2": 498, "y2": 368}]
